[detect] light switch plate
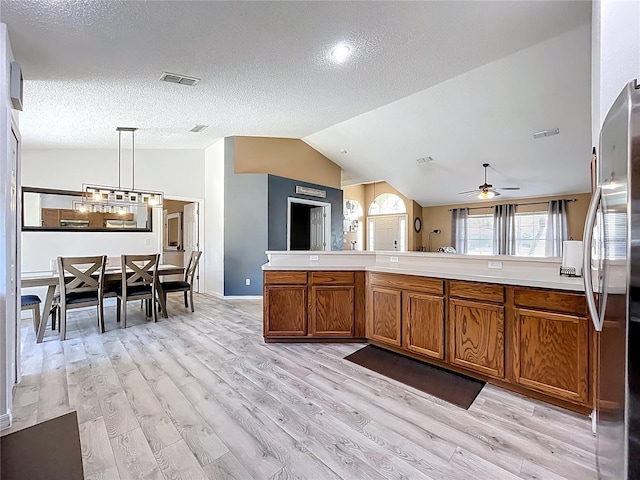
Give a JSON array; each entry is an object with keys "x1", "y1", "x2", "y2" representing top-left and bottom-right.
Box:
[{"x1": 488, "y1": 261, "x2": 503, "y2": 269}]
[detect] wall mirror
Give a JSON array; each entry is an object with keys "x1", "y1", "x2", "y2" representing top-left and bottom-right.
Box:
[{"x1": 22, "y1": 187, "x2": 153, "y2": 232}]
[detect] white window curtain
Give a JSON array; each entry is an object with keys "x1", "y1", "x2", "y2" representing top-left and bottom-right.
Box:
[
  {"x1": 451, "y1": 208, "x2": 469, "y2": 253},
  {"x1": 546, "y1": 199, "x2": 568, "y2": 256},
  {"x1": 493, "y1": 204, "x2": 516, "y2": 255}
]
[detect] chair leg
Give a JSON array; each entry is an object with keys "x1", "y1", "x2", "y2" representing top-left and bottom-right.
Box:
[
  {"x1": 152, "y1": 296, "x2": 158, "y2": 323},
  {"x1": 60, "y1": 306, "x2": 67, "y2": 341},
  {"x1": 190, "y1": 288, "x2": 195, "y2": 313},
  {"x1": 99, "y1": 302, "x2": 105, "y2": 333},
  {"x1": 51, "y1": 306, "x2": 57, "y2": 331},
  {"x1": 123, "y1": 300, "x2": 127, "y2": 329},
  {"x1": 184, "y1": 291, "x2": 188, "y2": 308},
  {"x1": 116, "y1": 299, "x2": 121, "y2": 324},
  {"x1": 33, "y1": 304, "x2": 41, "y2": 332}
]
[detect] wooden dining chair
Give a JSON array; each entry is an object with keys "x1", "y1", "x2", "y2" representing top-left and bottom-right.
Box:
[
  {"x1": 116, "y1": 253, "x2": 160, "y2": 328},
  {"x1": 56, "y1": 255, "x2": 107, "y2": 340},
  {"x1": 158, "y1": 250, "x2": 202, "y2": 318},
  {"x1": 21, "y1": 295, "x2": 41, "y2": 332}
]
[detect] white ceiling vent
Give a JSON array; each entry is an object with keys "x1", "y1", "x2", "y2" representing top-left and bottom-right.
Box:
[
  {"x1": 159, "y1": 72, "x2": 200, "y2": 86},
  {"x1": 189, "y1": 124, "x2": 208, "y2": 133}
]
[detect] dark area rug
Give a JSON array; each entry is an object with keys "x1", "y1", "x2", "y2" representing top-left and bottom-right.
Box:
[
  {"x1": 1, "y1": 411, "x2": 84, "y2": 480},
  {"x1": 345, "y1": 345, "x2": 485, "y2": 409}
]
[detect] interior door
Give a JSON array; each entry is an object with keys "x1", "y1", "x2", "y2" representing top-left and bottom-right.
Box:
[
  {"x1": 183, "y1": 202, "x2": 200, "y2": 292},
  {"x1": 310, "y1": 206, "x2": 325, "y2": 251}
]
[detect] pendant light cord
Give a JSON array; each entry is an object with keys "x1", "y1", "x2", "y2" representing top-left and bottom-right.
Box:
[
  {"x1": 132, "y1": 129, "x2": 135, "y2": 191},
  {"x1": 118, "y1": 130, "x2": 122, "y2": 190}
]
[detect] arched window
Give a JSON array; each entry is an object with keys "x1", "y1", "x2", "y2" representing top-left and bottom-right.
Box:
[{"x1": 368, "y1": 193, "x2": 406, "y2": 215}]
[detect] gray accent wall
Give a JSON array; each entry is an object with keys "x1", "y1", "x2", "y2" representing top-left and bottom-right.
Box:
[
  {"x1": 223, "y1": 137, "x2": 268, "y2": 296},
  {"x1": 267, "y1": 174, "x2": 343, "y2": 251}
]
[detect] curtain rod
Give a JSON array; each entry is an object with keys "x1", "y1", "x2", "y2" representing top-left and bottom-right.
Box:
[{"x1": 448, "y1": 198, "x2": 577, "y2": 212}]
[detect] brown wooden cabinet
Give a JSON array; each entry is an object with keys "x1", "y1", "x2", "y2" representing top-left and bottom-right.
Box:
[
  {"x1": 512, "y1": 287, "x2": 590, "y2": 404},
  {"x1": 403, "y1": 291, "x2": 445, "y2": 359},
  {"x1": 449, "y1": 298, "x2": 505, "y2": 378},
  {"x1": 264, "y1": 285, "x2": 308, "y2": 336},
  {"x1": 310, "y1": 285, "x2": 355, "y2": 336},
  {"x1": 368, "y1": 286, "x2": 402, "y2": 346},
  {"x1": 367, "y1": 273, "x2": 445, "y2": 354},
  {"x1": 263, "y1": 270, "x2": 364, "y2": 341}
]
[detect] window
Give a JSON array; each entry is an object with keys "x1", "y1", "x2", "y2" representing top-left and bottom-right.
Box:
[
  {"x1": 368, "y1": 193, "x2": 406, "y2": 215},
  {"x1": 466, "y1": 214, "x2": 494, "y2": 255},
  {"x1": 464, "y1": 210, "x2": 555, "y2": 257},
  {"x1": 514, "y1": 212, "x2": 548, "y2": 257}
]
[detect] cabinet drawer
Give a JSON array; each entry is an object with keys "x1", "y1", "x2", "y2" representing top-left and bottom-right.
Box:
[
  {"x1": 449, "y1": 280, "x2": 504, "y2": 303},
  {"x1": 264, "y1": 271, "x2": 307, "y2": 285},
  {"x1": 369, "y1": 272, "x2": 443, "y2": 294},
  {"x1": 513, "y1": 288, "x2": 587, "y2": 315},
  {"x1": 310, "y1": 271, "x2": 355, "y2": 285}
]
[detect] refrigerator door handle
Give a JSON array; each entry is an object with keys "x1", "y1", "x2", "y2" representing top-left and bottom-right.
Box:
[{"x1": 583, "y1": 186, "x2": 602, "y2": 331}]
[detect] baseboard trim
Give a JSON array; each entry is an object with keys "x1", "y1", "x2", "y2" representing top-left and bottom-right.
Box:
[
  {"x1": 1, "y1": 411, "x2": 12, "y2": 430},
  {"x1": 222, "y1": 295, "x2": 263, "y2": 300}
]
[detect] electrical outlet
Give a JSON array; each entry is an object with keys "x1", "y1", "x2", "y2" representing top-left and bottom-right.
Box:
[
  {"x1": 144, "y1": 238, "x2": 151, "y2": 246},
  {"x1": 488, "y1": 261, "x2": 503, "y2": 269},
  {"x1": 245, "y1": 278, "x2": 251, "y2": 286},
  {"x1": 390, "y1": 256, "x2": 399, "y2": 263},
  {"x1": 310, "y1": 255, "x2": 319, "y2": 261}
]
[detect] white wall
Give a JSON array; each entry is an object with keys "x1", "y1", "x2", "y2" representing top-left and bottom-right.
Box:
[
  {"x1": 0, "y1": 22, "x2": 18, "y2": 429},
  {"x1": 204, "y1": 139, "x2": 224, "y2": 296},
  {"x1": 20, "y1": 148, "x2": 205, "y2": 299},
  {"x1": 591, "y1": 0, "x2": 640, "y2": 144}
]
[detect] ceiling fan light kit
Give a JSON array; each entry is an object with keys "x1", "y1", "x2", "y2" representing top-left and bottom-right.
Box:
[{"x1": 458, "y1": 163, "x2": 520, "y2": 200}]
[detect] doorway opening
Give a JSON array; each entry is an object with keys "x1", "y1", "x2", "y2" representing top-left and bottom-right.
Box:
[
  {"x1": 163, "y1": 199, "x2": 200, "y2": 291},
  {"x1": 287, "y1": 197, "x2": 331, "y2": 251}
]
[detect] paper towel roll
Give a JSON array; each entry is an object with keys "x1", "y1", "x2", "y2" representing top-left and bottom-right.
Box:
[{"x1": 562, "y1": 240, "x2": 583, "y2": 276}]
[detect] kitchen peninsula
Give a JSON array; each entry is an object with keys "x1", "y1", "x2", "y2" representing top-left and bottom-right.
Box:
[{"x1": 263, "y1": 251, "x2": 594, "y2": 413}]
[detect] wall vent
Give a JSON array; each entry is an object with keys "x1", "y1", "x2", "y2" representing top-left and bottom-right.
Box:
[
  {"x1": 159, "y1": 72, "x2": 200, "y2": 86},
  {"x1": 189, "y1": 125, "x2": 209, "y2": 133}
]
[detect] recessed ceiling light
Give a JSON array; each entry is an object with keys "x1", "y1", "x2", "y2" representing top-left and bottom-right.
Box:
[
  {"x1": 331, "y1": 44, "x2": 352, "y2": 63},
  {"x1": 340, "y1": 149, "x2": 348, "y2": 154}
]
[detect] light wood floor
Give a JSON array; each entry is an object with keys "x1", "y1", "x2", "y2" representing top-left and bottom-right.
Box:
[{"x1": 4, "y1": 294, "x2": 597, "y2": 480}]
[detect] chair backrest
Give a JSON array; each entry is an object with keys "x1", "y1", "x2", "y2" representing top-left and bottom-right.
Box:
[
  {"x1": 57, "y1": 255, "x2": 106, "y2": 297},
  {"x1": 121, "y1": 254, "x2": 160, "y2": 288},
  {"x1": 184, "y1": 251, "x2": 202, "y2": 284}
]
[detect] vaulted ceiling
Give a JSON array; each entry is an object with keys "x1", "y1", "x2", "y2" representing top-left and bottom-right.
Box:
[{"x1": 2, "y1": 0, "x2": 592, "y2": 205}]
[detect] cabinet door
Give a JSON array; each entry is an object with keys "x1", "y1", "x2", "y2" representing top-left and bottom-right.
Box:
[
  {"x1": 368, "y1": 286, "x2": 402, "y2": 346},
  {"x1": 449, "y1": 298, "x2": 504, "y2": 378},
  {"x1": 264, "y1": 285, "x2": 307, "y2": 336},
  {"x1": 514, "y1": 308, "x2": 589, "y2": 404},
  {"x1": 403, "y1": 292, "x2": 445, "y2": 359},
  {"x1": 310, "y1": 285, "x2": 355, "y2": 337}
]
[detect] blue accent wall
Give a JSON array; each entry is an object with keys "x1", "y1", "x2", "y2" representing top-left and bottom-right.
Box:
[{"x1": 267, "y1": 175, "x2": 343, "y2": 251}]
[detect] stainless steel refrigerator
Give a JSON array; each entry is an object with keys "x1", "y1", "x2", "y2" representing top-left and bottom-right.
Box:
[{"x1": 583, "y1": 79, "x2": 640, "y2": 479}]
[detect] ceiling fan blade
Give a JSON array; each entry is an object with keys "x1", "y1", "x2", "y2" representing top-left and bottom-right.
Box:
[
  {"x1": 457, "y1": 190, "x2": 479, "y2": 195},
  {"x1": 496, "y1": 187, "x2": 520, "y2": 191}
]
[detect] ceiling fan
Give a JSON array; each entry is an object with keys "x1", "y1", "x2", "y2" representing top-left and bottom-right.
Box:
[{"x1": 458, "y1": 163, "x2": 521, "y2": 199}]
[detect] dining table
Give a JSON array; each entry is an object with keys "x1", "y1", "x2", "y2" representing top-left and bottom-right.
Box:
[{"x1": 21, "y1": 263, "x2": 185, "y2": 343}]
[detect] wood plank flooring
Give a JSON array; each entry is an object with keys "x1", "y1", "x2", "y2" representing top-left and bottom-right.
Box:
[{"x1": 4, "y1": 294, "x2": 597, "y2": 479}]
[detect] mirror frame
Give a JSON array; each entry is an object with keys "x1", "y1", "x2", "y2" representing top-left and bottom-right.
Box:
[{"x1": 21, "y1": 186, "x2": 154, "y2": 232}]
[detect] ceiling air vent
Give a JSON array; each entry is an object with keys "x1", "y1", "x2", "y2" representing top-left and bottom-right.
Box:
[
  {"x1": 189, "y1": 125, "x2": 209, "y2": 133},
  {"x1": 159, "y1": 72, "x2": 200, "y2": 86}
]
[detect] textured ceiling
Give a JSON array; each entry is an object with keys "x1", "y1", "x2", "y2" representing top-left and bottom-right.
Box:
[{"x1": 2, "y1": 0, "x2": 592, "y2": 204}]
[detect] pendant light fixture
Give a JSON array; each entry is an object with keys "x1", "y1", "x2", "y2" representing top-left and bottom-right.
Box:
[{"x1": 82, "y1": 127, "x2": 164, "y2": 211}]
